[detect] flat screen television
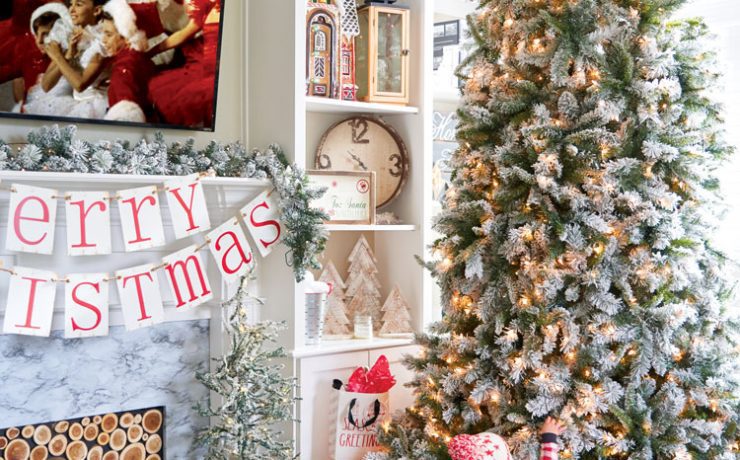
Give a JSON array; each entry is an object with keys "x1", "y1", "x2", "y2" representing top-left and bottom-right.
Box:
[{"x1": 0, "y1": 0, "x2": 225, "y2": 132}]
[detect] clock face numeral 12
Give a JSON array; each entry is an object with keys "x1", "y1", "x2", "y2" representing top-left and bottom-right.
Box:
[
  {"x1": 349, "y1": 119, "x2": 370, "y2": 144},
  {"x1": 315, "y1": 116, "x2": 409, "y2": 209}
]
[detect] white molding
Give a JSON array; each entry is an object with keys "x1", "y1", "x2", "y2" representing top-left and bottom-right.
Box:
[
  {"x1": 306, "y1": 96, "x2": 420, "y2": 115},
  {"x1": 291, "y1": 337, "x2": 415, "y2": 358}
]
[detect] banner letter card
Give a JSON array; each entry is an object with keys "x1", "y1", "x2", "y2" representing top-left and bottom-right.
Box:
[
  {"x1": 116, "y1": 264, "x2": 165, "y2": 331},
  {"x1": 241, "y1": 189, "x2": 282, "y2": 258},
  {"x1": 117, "y1": 186, "x2": 166, "y2": 252},
  {"x1": 207, "y1": 217, "x2": 254, "y2": 284},
  {"x1": 6, "y1": 184, "x2": 58, "y2": 255},
  {"x1": 65, "y1": 273, "x2": 109, "y2": 338},
  {"x1": 66, "y1": 192, "x2": 112, "y2": 256},
  {"x1": 163, "y1": 245, "x2": 213, "y2": 310},
  {"x1": 165, "y1": 174, "x2": 211, "y2": 240},
  {"x1": 2, "y1": 267, "x2": 57, "y2": 337}
]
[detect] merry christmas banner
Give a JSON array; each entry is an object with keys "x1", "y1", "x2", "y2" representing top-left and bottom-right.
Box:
[{"x1": 0, "y1": 174, "x2": 283, "y2": 339}]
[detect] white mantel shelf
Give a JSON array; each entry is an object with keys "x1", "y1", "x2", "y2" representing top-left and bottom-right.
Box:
[{"x1": 291, "y1": 337, "x2": 415, "y2": 359}]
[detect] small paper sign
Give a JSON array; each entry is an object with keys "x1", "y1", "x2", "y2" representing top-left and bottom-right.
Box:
[
  {"x1": 207, "y1": 217, "x2": 254, "y2": 284},
  {"x1": 116, "y1": 264, "x2": 165, "y2": 331},
  {"x1": 6, "y1": 184, "x2": 59, "y2": 255},
  {"x1": 65, "y1": 273, "x2": 109, "y2": 338},
  {"x1": 165, "y1": 174, "x2": 211, "y2": 240},
  {"x1": 162, "y1": 245, "x2": 213, "y2": 310},
  {"x1": 307, "y1": 171, "x2": 375, "y2": 225},
  {"x1": 240, "y1": 189, "x2": 283, "y2": 257},
  {"x1": 2, "y1": 267, "x2": 57, "y2": 337},
  {"x1": 118, "y1": 186, "x2": 166, "y2": 252},
  {"x1": 65, "y1": 191, "x2": 112, "y2": 256}
]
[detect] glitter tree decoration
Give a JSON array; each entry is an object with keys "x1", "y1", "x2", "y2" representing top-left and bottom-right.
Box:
[
  {"x1": 345, "y1": 235, "x2": 382, "y2": 330},
  {"x1": 196, "y1": 277, "x2": 297, "y2": 459},
  {"x1": 319, "y1": 260, "x2": 352, "y2": 337},
  {"x1": 378, "y1": 285, "x2": 413, "y2": 338}
]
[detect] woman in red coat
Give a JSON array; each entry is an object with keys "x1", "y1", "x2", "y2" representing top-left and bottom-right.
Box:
[{"x1": 147, "y1": 0, "x2": 221, "y2": 129}]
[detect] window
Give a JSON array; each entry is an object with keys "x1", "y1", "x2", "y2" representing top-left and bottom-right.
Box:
[
  {"x1": 341, "y1": 51, "x2": 351, "y2": 76},
  {"x1": 315, "y1": 31, "x2": 327, "y2": 52}
]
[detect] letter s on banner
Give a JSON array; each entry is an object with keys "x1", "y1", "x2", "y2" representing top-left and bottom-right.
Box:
[
  {"x1": 2, "y1": 267, "x2": 57, "y2": 337},
  {"x1": 240, "y1": 189, "x2": 282, "y2": 258},
  {"x1": 116, "y1": 264, "x2": 166, "y2": 331},
  {"x1": 6, "y1": 184, "x2": 58, "y2": 255},
  {"x1": 165, "y1": 174, "x2": 211, "y2": 240},
  {"x1": 65, "y1": 273, "x2": 109, "y2": 339},
  {"x1": 207, "y1": 217, "x2": 254, "y2": 284},
  {"x1": 65, "y1": 191, "x2": 112, "y2": 256},
  {"x1": 163, "y1": 245, "x2": 213, "y2": 310}
]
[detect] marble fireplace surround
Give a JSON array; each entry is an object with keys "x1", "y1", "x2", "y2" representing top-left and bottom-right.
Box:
[
  {"x1": 0, "y1": 172, "x2": 271, "y2": 459},
  {"x1": 0, "y1": 321, "x2": 209, "y2": 458}
]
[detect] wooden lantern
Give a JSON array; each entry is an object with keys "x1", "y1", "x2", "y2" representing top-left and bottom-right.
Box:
[
  {"x1": 307, "y1": 2, "x2": 341, "y2": 98},
  {"x1": 356, "y1": 0, "x2": 410, "y2": 105}
]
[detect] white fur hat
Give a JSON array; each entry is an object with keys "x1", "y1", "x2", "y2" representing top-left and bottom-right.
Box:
[
  {"x1": 103, "y1": 0, "x2": 148, "y2": 52},
  {"x1": 105, "y1": 100, "x2": 146, "y2": 122},
  {"x1": 30, "y1": 3, "x2": 74, "y2": 49}
]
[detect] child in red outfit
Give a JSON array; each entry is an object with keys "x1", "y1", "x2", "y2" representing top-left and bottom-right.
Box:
[
  {"x1": 98, "y1": 0, "x2": 153, "y2": 122},
  {"x1": 147, "y1": 0, "x2": 221, "y2": 128},
  {"x1": 0, "y1": 0, "x2": 54, "y2": 104},
  {"x1": 538, "y1": 417, "x2": 564, "y2": 460}
]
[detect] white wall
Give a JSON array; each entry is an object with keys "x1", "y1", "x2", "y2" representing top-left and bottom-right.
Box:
[{"x1": 0, "y1": 0, "x2": 246, "y2": 147}]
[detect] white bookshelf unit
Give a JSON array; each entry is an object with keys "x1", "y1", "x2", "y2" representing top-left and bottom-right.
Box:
[{"x1": 248, "y1": 1, "x2": 435, "y2": 457}]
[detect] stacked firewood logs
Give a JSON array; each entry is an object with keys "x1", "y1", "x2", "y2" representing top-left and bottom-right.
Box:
[{"x1": 1, "y1": 407, "x2": 164, "y2": 460}]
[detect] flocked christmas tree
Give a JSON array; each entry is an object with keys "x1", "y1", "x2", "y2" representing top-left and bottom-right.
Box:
[
  {"x1": 345, "y1": 235, "x2": 383, "y2": 330},
  {"x1": 379, "y1": 285, "x2": 414, "y2": 338},
  {"x1": 196, "y1": 277, "x2": 296, "y2": 459},
  {"x1": 319, "y1": 261, "x2": 352, "y2": 337},
  {"x1": 377, "y1": 0, "x2": 740, "y2": 459}
]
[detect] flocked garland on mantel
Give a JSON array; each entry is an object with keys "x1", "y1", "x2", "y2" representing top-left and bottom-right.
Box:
[{"x1": 0, "y1": 125, "x2": 328, "y2": 282}]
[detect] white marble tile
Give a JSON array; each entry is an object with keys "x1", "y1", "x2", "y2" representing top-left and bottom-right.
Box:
[{"x1": 0, "y1": 320, "x2": 210, "y2": 459}]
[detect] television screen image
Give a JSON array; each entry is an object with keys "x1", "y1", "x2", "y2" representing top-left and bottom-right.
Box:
[{"x1": 0, "y1": 0, "x2": 225, "y2": 131}]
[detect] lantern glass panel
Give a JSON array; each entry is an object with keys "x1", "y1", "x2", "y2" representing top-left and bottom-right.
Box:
[
  {"x1": 356, "y1": 10, "x2": 369, "y2": 97},
  {"x1": 376, "y1": 11, "x2": 404, "y2": 94}
]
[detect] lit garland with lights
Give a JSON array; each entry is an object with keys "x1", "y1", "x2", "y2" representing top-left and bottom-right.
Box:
[{"x1": 375, "y1": 0, "x2": 740, "y2": 458}]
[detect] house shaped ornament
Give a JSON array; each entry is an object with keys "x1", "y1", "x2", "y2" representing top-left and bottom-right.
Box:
[
  {"x1": 337, "y1": 0, "x2": 360, "y2": 100},
  {"x1": 307, "y1": 2, "x2": 341, "y2": 98}
]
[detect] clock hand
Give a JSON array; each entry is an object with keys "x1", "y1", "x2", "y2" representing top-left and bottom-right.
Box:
[{"x1": 347, "y1": 150, "x2": 369, "y2": 171}]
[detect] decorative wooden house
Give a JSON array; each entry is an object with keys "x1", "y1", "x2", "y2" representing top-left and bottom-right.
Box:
[
  {"x1": 306, "y1": 2, "x2": 341, "y2": 98},
  {"x1": 338, "y1": 0, "x2": 360, "y2": 100}
]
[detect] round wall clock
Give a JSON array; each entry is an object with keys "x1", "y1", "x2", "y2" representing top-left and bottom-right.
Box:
[{"x1": 315, "y1": 116, "x2": 409, "y2": 209}]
